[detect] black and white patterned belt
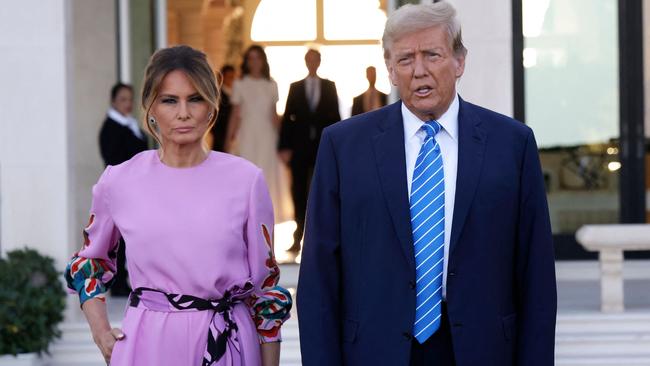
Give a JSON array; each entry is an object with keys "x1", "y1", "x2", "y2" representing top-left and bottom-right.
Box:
[{"x1": 129, "y1": 282, "x2": 254, "y2": 366}]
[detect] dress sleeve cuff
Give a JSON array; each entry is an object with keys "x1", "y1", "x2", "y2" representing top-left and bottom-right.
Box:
[
  {"x1": 64, "y1": 256, "x2": 115, "y2": 305},
  {"x1": 250, "y1": 286, "x2": 293, "y2": 343}
]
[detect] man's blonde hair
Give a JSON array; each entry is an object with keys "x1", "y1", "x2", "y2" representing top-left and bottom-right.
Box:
[{"x1": 382, "y1": 1, "x2": 467, "y2": 60}]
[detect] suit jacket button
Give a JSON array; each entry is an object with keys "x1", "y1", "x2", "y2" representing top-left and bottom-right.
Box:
[
  {"x1": 449, "y1": 271, "x2": 456, "y2": 277},
  {"x1": 403, "y1": 332, "x2": 413, "y2": 341},
  {"x1": 409, "y1": 281, "x2": 416, "y2": 289}
]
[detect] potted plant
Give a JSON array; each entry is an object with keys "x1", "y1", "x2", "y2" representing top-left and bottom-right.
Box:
[{"x1": 0, "y1": 248, "x2": 66, "y2": 365}]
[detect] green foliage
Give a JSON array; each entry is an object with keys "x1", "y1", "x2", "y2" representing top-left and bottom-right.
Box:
[{"x1": 0, "y1": 248, "x2": 66, "y2": 355}]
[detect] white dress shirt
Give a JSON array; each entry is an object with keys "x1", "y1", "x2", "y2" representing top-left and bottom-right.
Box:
[
  {"x1": 403, "y1": 94, "x2": 459, "y2": 299},
  {"x1": 305, "y1": 76, "x2": 321, "y2": 111},
  {"x1": 107, "y1": 107, "x2": 145, "y2": 140}
]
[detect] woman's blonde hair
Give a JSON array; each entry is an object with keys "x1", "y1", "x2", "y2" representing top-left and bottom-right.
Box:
[{"x1": 141, "y1": 45, "x2": 220, "y2": 149}]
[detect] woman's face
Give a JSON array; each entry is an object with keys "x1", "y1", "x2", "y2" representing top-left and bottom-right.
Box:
[
  {"x1": 150, "y1": 70, "x2": 212, "y2": 148},
  {"x1": 112, "y1": 87, "x2": 133, "y2": 116},
  {"x1": 246, "y1": 49, "x2": 264, "y2": 75}
]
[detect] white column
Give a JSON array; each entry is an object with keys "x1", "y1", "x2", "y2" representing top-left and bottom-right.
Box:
[
  {"x1": 0, "y1": 0, "x2": 73, "y2": 268},
  {"x1": 119, "y1": 0, "x2": 131, "y2": 83},
  {"x1": 642, "y1": 0, "x2": 650, "y2": 139},
  {"x1": 386, "y1": 0, "x2": 399, "y2": 103},
  {"x1": 0, "y1": 0, "x2": 118, "y2": 321},
  {"x1": 155, "y1": 0, "x2": 168, "y2": 49},
  {"x1": 448, "y1": 0, "x2": 514, "y2": 116}
]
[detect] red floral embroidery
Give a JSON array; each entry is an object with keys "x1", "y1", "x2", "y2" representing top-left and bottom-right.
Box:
[
  {"x1": 249, "y1": 224, "x2": 292, "y2": 343},
  {"x1": 260, "y1": 224, "x2": 280, "y2": 290},
  {"x1": 83, "y1": 214, "x2": 95, "y2": 247}
]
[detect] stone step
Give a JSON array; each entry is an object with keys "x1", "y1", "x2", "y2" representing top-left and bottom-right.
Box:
[
  {"x1": 556, "y1": 332, "x2": 650, "y2": 357},
  {"x1": 556, "y1": 312, "x2": 650, "y2": 333},
  {"x1": 556, "y1": 356, "x2": 650, "y2": 366},
  {"x1": 52, "y1": 313, "x2": 650, "y2": 366},
  {"x1": 49, "y1": 320, "x2": 302, "y2": 366},
  {"x1": 48, "y1": 342, "x2": 302, "y2": 366}
]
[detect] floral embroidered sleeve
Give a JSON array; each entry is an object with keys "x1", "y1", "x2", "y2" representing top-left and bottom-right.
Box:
[
  {"x1": 64, "y1": 166, "x2": 121, "y2": 306},
  {"x1": 245, "y1": 170, "x2": 292, "y2": 344}
]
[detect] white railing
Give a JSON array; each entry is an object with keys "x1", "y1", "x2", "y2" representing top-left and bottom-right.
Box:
[{"x1": 575, "y1": 224, "x2": 650, "y2": 312}]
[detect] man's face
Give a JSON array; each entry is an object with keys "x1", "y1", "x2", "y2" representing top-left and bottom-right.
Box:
[
  {"x1": 305, "y1": 51, "x2": 321, "y2": 75},
  {"x1": 366, "y1": 67, "x2": 377, "y2": 87},
  {"x1": 386, "y1": 25, "x2": 465, "y2": 121},
  {"x1": 112, "y1": 87, "x2": 133, "y2": 116}
]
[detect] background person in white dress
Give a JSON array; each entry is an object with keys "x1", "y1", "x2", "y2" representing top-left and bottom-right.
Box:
[{"x1": 226, "y1": 45, "x2": 293, "y2": 223}]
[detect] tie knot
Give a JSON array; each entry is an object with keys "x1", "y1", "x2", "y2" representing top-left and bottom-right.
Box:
[{"x1": 421, "y1": 121, "x2": 442, "y2": 138}]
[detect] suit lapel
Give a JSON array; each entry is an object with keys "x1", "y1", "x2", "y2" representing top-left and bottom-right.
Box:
[
  {"x1": 315, "y1": 78, "x2": 325, "y2": 111},
  {"x1": 297, "y1": 79, "x2": 308, "y2": 107},
  {"x1": 371, "y1": 102, "x2": 415, "y2": 269},
  {"x1": 449, "y1": 99, "x2": 487, "y2": 257}
]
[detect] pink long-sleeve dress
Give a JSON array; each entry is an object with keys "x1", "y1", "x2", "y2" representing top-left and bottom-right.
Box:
[{"x1": 64, "y1": 150, "x2": 291, "y2": 365}]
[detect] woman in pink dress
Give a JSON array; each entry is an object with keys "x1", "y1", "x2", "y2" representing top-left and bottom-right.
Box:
[{"x1": 64, "y1": 45, "x2": 291, "y2": 366}]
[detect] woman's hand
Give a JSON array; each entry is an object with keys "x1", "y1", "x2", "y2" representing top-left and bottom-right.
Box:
[
  {"x1": 272, "y1": 111, "x2": 280, "y2": 130},
  {"x1": 81, "y1": 298, "x2": 123, "y2": 365},
  {"x1": 92, "y1": 328, "x2": 125, "y2": 364}
]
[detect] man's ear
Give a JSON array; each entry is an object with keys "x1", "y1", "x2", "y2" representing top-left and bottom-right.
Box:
[
  {"x1": 386, "y1": 60, "x2": 398, "y2": 86},
  {"x1": 454, "y1": 52, "x2": 466, "y2": 79}
]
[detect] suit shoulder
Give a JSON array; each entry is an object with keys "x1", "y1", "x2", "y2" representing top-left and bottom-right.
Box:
[
  {"x1": 100, "y1": 118, "x2": 122, "y2": 132},
  {"x1": 322, "y1": 78, "x2": 337, "y2": 87},
  {"x1": 325, "y1": 103, "x2": 394, "y2": 139},
  {"x1": 463, "y1": 100, "x2": 531, "y2": 137}
]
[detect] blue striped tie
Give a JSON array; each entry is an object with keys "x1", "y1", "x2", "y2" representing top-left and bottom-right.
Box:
[{"x1": 410, "y1": 121, "x2": 445, "y2": 344}]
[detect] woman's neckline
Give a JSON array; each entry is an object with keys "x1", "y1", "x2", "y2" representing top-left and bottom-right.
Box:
[{"x1": 154, "y1": 150, "x2": 212, "y2": 170}]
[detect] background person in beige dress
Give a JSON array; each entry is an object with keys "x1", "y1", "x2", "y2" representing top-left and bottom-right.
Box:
[{"x1": 227, "y1": 45, "x2": 293, "y2": 223}]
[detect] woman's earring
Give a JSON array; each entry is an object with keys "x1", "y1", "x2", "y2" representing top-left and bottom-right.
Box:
[
  {"x1": 207, "y1": 112, "x2": 213, "y2": 120},
  {"x1": 148, "y1": 116, "x2": 157, "y2": 126}
]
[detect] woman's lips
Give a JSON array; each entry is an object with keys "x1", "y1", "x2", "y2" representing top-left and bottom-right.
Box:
[{"x1": 174, "y1": 126, "x2": 194, "y2": 133}]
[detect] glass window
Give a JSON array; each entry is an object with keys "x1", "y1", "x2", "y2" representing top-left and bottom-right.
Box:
[
  {"x1": 251, "y1": 0, "x2": 317, "y2": 41},
  {"x1": 251, "y1": 0, "x2": 389, "y2": 119},
  {"x1": 523, "y1": 0, "x2": 620, "y2": 246},
  {"x1": 265, "y1": 45, "x2": 390, "y2": 117},
  {"x1": 323, "y1": 0, "x2": 386, "y2": 40}
]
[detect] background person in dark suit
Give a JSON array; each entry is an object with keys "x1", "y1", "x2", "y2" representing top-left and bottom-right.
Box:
[
  {"x1": 351, "y1": 66, "x2": 388, "y2": 116},
  {"x1": 279, "y1": 48, "x2": 341, "y2": 255},
  {"x1": 211, "y1": 64, "x2": 235, "y2": 152},
  {"x1": 297, "y1": 2, "x2": 556, "y2": 366},
  {"x1": 98, "y1": 82, "x2": 148, "y2": 296},
  {"x1": 99, "y1": 83, "x2": 148, "y2": 166}
]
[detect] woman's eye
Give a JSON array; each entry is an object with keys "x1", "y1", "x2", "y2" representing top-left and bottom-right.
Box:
[
  {"x1": 190, "y1": 96, "x2": 204, "y2": 102},
  {"x1": 161, "y1": 98, "x2": 176, "y2": 104}
]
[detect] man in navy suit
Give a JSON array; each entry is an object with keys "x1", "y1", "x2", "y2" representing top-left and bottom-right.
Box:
[{"x1": 297, "y1": 2, "x2": 557, "y2": 366}]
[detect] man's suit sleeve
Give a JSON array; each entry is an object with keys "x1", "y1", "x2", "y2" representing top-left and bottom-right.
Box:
[
  {"x1": 297, "y1": 128, "x2": 342, "y2": 365},
  {"x1": 329, "y1": 81, "x2": 341, "y2": 123},
  {"x1": 351, "y1": 95, "x2": 363, "y2": 116},
  {"x1": 99, "y1": 123, "x2": 124, "y2": 166},
  {"x1": 516, "y1": 130, "x2": 557, "y2": 365},
  {"x1": 278, "y1": 85, "x2": 295, "y2": 151},
  {"x1": 380, "y1": 92, "x2": 388, "y2": 107}
]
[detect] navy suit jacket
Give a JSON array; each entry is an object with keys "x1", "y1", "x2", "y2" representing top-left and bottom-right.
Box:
[{"x1": 297, "y1": 99, "x2": 557, "y2": 366}]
